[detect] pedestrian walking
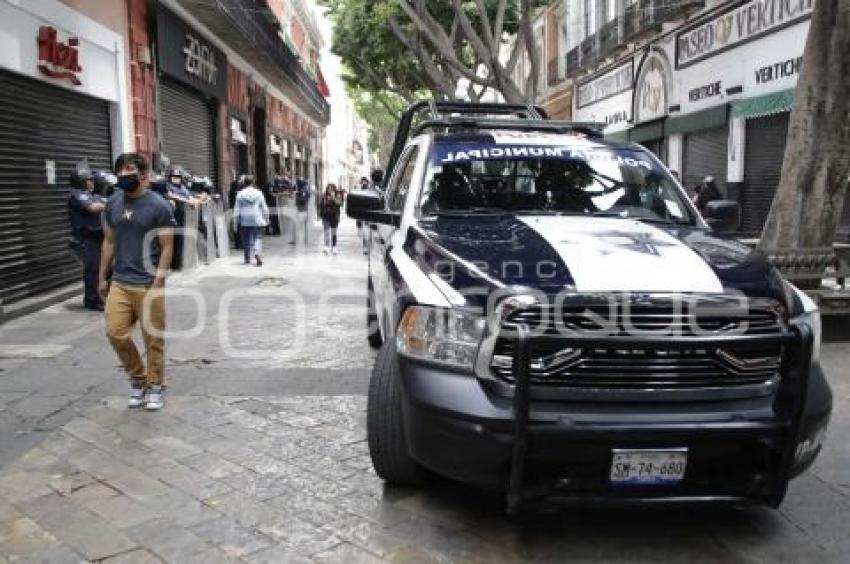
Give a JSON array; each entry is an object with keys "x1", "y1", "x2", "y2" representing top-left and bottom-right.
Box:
[
  {"x1": 67, "y1": 170, "x2": 106, "y2": 310},
  {"x1": 233, "y1": 175, "x2": 269, "y2": 266},
  {"x1": 99, "y1": 153, "x2": 176, "y2": 411},
  {"x1": 356, "y1": 176, "x2": 369, "y2": 255},
  {"x1": 290, "y1": 178, "x2": 313, "y2": 245},
  {"x1": 320, "y1": 183, "x2": 343, "y2": 255}
]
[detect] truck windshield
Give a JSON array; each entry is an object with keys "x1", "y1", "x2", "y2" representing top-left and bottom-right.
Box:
[{"x1": 419, "y1": 140, "x2": 695, "y2": 225}]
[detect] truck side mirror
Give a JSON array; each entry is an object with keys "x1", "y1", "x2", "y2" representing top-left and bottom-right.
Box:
[
  {"x1": 704, "y1": 200, "x2": 741, "y2": 233},
  {"x1": 346, "y1": 189, "x2": 400, "y2": 227}
]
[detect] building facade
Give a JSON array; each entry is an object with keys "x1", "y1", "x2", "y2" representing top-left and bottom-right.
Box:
[
  {"x1": 0, "y1": 0, "x2": 330, "y2": 308},
  {"x1": 0, "y1": 0, "x2": 133, "y2": 305},
  {"x1": 126, "y1": 0, "x2": 330, "y2": 193},
  {"x1": 562, "y1": 0, "x2": 848, "y2": 238}
]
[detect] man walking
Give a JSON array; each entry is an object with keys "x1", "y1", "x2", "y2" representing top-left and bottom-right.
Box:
[
  {"x1": 99, "y1": 153, "x2": 176, "y2": 411},
  {"x1": 67, "y1": 170, "x2": 106, "y2": 310},
  {"x1": 233, "y1": 175, "x2": 269, "y2": 266}
]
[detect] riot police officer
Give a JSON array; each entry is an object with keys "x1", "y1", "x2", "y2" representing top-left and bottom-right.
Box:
[{"x1": 67, "y1": 170, "x2": 106, "y2": 310}]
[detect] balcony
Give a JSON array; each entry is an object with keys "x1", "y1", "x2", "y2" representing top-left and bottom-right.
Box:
[
  {"x1": 176, "y1": 0, "x2": 330, "y2": 125},
  {"x1": 563, "y1": 0, "x2": 704, "y2": 79}
]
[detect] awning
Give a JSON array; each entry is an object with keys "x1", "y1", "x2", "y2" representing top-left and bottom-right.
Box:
[
  {"x1": 730, "y1": 89, "x2": 795, "y2": 120},
  {"x1": 629, "y1": 119, "x2": 664, "y2": 143},
  {"x1": 664, "y1": 104, "x2": 729, "y2": 135}
]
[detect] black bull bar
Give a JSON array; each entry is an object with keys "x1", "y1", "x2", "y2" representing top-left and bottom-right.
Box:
[{"x1": 505, "y1": 323, "x2": 813, "y2": 514}]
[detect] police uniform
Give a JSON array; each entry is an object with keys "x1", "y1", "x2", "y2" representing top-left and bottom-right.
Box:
[{"x1": 68, "y1": 186, "x2": 106, "y2": 309}]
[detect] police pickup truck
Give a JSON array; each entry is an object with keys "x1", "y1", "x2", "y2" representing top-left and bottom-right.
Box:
[{"x1": 346, "y1": 101, "x2": 831, "y2": 513}]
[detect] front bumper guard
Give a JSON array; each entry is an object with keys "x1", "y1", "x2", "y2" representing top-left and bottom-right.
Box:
[{"x1": 504, "y1": 323, "x2": 813, "y2": 515}]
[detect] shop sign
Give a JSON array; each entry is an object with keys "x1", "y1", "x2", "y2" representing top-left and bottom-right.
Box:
[
  {"x1": 676, "y1": 0, "x2": 814, "y2": 68},
  {"x1": 634, "y1": 51, "x2": 670, "y2": 123},
  {"x1": 269, "y1": 135, "x2": 282, "y2": 155},
  {"x1": 754, "y1": 56, "x2": 802, "y2": 84},
  {"x1": 230, "y1": 117, "x2": 247, "y2": 145},
  {"x1": 37, "y1": 26, "x2": 82, "y2": 85},
  {"x1": 576, "y1": 61, "x2": 633, "y2": 109},
  {"x1": 688, "y1": 80, "x2": 723, "y2": 102},
  {"x1": 156, "y1": 4, "x2": 226, "y2": 99}
]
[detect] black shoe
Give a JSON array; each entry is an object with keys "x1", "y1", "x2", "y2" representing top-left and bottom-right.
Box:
[{"x1": 84, "y1": 302, "x2": 104, "y2": 311}]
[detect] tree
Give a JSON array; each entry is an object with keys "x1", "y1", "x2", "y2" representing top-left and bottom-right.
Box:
[
  {"x1": 322, "y1": 0, "x2": 545, "y2": 104},
  {"x1": 759, "y1": 0, "x2": 850, "y2": 259},
  {"x1": 347, "y1": 86, "x2": 408, "y2": 165}
]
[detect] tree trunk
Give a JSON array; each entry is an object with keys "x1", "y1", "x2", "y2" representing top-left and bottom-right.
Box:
[{"x1": 759, "y1": 0, "x2": 850, "y2": 253}]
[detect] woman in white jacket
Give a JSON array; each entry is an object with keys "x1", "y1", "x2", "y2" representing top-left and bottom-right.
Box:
[{"x1": 233, "y1": 176, "x2": 270, "y2": 266}]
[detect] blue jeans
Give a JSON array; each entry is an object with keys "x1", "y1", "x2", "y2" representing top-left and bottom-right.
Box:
[{"x1": 239, "y1": 226, "x2": 263, "y2": 263}]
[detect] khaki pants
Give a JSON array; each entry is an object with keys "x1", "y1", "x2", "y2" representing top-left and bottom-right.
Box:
[{"x1": 105, "y1": 282, "x2": 166, "y2": 387}]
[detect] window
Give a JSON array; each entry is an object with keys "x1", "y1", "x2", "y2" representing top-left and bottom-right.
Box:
[
  {"x1": 419, "y1": 142, "x2": 695, "y2": 226},
  {"x1": 387, "y1": 147, "x2": 419, "y2": 212}
]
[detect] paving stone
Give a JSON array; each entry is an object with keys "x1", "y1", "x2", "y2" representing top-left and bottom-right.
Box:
[
  {"x1": 203, "y1": 491, "x2": 279, "y2": 528},
  {"x1": 178, "y1": 452, "x2": 247, "y2": 480},
  {"x1": 241, "y1": 544, "x2": 312, "y2": 564},
  {"x1": 256, "y1": 514, "x2": 340, "y2": 556},
  {"x1": 47, "y1": 471, "x2": 97, "y2": 496},
  {"x1": 85, "y1": 494, "x2": 159, "y2": 530},
  {"x1": 66, "y1": 482, "x2": 120, "y2": 505},
  {"x1": 100, "y1": 466, "x2": 175, "y2": 503},
  {"x1": 127, "y1": 519, "x2": 213, "y2": 563},
  {"x1": 0, "y1": 471, "x2": 52, "y2": 502},
  {"x1": 7, "y1": 448, "x2": 61, "y2": 472},
  {"x1": 9, "y1": 544, "x2": 85, "y2": 564},
  {"x1": 233, "y1": 451, "x2": 299, "y2": 476},
  {"x1": 322, "y1": 515, "x2": 410, "y2": 559},
  {"x1": 14, "y1": 493, "x2": 137, "y2": 560},
  {"x1": 312, "y1": 541, "x2": 384, "y2": 564},
  {"x1": 141, "y1": 436, "x2": 203, "y2": 459},
  {"x1": 49, "y1": 519, "x2": 137, "y2": 561},
  {"x1": 101, "y1": 548, "x2": 163, "y2": 563},
  {"x1": 0, "y1": 517, "x2": 63, "y2": 560},
  {"x1": 334, "y1": 491, "x2": 415, "y2": 529},
  {"x1": 146, "y1": 461, "x2": 233, "y2": 501},
  {"x1": 142, "y1": 495, "x2": 221, "y2": 528},
  {"x1": 222, "y1": 471, "x2": 292, "y2": 501},
  {"x1": 0, "y1": 499, "x2": 21, "y2": 523},
  {"x1": 189, "y1": 517, "x2": 274, "y2": 558},
  {"x1": 266, "y1": 490, "x2": 349, "y2": 529}
]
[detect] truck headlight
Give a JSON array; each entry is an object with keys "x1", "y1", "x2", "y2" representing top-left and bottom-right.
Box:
[
  {"x1": 396, "y1": 306, "x2": 486, "y2": 370},
  {"x1": 788, "y1": 283, "x2": 822, "y2": 363}
]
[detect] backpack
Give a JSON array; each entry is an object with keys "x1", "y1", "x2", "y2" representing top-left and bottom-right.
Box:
[{"x1": 295, "y1": 183, "x2": 310, "y2": 209}]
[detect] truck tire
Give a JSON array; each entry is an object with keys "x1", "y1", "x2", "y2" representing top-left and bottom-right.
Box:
[
  {"x1": 367, "y1": 342, "x2": 422, "y2": 485},
  {"x1": 367, "y1": 281, "x2": 383, "y2": 349}
]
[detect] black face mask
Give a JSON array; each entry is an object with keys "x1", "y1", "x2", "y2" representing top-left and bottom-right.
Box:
[{"x1": 116, "y1": 173, "x2": 140, "y2": 192}]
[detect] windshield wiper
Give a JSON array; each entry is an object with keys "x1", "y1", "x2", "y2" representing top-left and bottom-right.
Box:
[
  {"x1": 432, "y1": 207, "x2": 511, "y2": 216},
  {"x1": 592, "y1": 212, "x2": 692, "y2": 226}
]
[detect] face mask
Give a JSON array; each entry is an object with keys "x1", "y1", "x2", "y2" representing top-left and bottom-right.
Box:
[{"x1": 116, "y1": 173, "x2": 140, "y2": 192}]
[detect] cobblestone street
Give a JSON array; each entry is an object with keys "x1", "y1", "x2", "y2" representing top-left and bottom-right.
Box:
[{"x1": 1, "y1": 220, "x2": 849, "y2": 563}]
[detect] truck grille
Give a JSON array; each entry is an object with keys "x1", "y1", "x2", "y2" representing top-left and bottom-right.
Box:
[{"x1": 489, "y1": 301, "x2": 785, "y2": 391}]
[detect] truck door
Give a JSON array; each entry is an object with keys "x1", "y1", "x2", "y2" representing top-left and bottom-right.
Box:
[{"x1": 373, "y1": 145, "x2": 420, "y2": 338}]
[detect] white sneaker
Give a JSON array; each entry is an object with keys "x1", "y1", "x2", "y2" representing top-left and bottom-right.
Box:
[
  {"x1": 323, "y1": 246, "x2": 329, "y2": 254},
  {"x1": 144, "y1": 387, "x2": 164, "y2": 411},
  {"x1": 128, "y1": 381, "x2": 146, "y2": 408}
]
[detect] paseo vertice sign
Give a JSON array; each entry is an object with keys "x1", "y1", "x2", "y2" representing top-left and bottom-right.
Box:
[{"x1": 676, "y1": 0, "x2": 814, "y2": 68}]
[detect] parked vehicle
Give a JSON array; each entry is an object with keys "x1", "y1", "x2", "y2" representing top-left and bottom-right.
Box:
[{"x1": 347, "y1": 101, "x2": 831, "y2": 513}]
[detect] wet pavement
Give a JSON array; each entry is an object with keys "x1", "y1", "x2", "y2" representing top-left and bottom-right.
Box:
[{"x1": 0, "y1": 218, "x2": 849, "y2": 563}]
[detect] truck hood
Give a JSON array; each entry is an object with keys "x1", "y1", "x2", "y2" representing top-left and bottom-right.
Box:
[{"x1": 406, "y1": 214, "x2": 787, "y2": 306}]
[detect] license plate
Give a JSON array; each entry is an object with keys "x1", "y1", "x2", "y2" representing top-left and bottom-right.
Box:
[{"x1": 610, "y1": 448, "x2": 688, "y2": 485}]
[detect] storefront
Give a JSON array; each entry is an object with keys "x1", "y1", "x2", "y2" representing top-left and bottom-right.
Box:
[
  {"x1": 155, "y1": 3, "x2": 226, "y2": 184},
  {"x1": 572, "y1": 59, "x2": 633, "y2": 142},
  {"x1": 671, "y1": 0, "x2": 813, "y2": 234},
  {"x1": 0, "y1": 0, "x2": 130, "y2": 305}
]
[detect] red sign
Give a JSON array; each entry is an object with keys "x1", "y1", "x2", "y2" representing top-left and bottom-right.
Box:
[{"x1": 37, "y1": 26, "x2": 82, "y2": 85}]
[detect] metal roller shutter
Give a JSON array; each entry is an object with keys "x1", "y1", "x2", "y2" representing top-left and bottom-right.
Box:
[
  {"x1": 0, "y1": 69, "x2": 112, "y2": 305},
  {"x1": 683, "y1": 125, "x2": 728, "y2": 196},
  {"x1": 742, "y1": 112, "x2": 790, "y2": 236},
  {"x1": 158, "y1": 78, "x2": 216, "y2": 184}
]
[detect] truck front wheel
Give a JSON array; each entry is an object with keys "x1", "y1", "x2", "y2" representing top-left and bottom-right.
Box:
[{"x1": 367, "y1": 342, "x2": 422, "y2": 486}]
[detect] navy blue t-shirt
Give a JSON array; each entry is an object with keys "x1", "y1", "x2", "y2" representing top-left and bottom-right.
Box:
[
  {"x1": 104, "y1": 190, "x2": 176, "y2": 286},
  {"x1": 68, "y1": 190, "x2": 105, "y2": 238}
]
